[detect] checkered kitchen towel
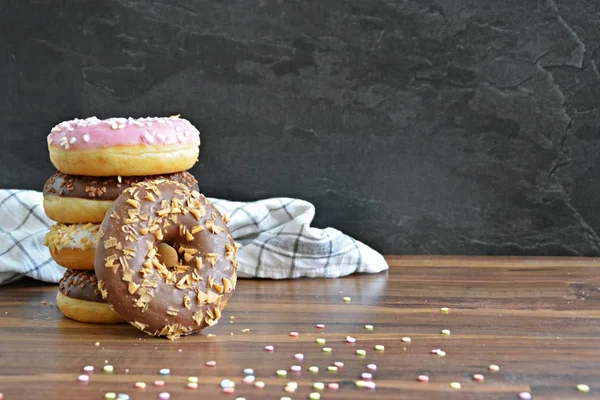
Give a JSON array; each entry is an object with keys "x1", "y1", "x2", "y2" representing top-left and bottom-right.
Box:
[{"x1": 0, "y1": 190, "x2": 388, "y2": 285}]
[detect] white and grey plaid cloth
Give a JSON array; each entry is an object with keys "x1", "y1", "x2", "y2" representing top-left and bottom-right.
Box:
[{"x1": 0, "y1": 189, "x2": 388, "y2": 285}]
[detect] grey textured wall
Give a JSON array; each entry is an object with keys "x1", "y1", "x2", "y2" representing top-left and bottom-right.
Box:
[{"x1": 1, "y1": 0, "x2": 600, "y2": 255}]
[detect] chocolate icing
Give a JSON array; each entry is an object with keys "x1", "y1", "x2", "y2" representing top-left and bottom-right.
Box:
[
  {"x1": 58, "y1": 269, "x2": 105, "y2": 303},
  {"x1": 43, "y1": 171, "x2": 199, "y2": 201},
  {"x1": 95, "y1": 180, "x2": 238, "y2": 340}
]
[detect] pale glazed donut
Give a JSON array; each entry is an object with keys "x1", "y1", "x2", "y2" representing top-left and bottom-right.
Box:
[
  {"x1": 95, "y1": 180, "x2": 239, "y2": 340},
  {"x1": 47, "y1": 116, "x2": 200, "y2": 176},
  {"x1": 43, "y1": 171, "x2": 199, "y2": 223},
  {"x1": 44, "y1": 223, "x2": 100, "y2": 270},
  {"x1": 56, "y1": 270, "x2": 122, "y2": 324}
]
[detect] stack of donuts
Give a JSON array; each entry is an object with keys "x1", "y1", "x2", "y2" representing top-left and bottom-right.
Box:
[{"x1": 43, "y1": 116, "x2": 238, "y2": 338}]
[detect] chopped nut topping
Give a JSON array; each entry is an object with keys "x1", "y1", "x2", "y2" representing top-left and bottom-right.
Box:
[
  {"x1": 195, "y1": 257, "x2": 203, "y2": 269},
  {"x1": 183, "y1": 295, "x2": 191, "y2": 310},
  {"x1": 191, "y1": 225, "x2": 204, "y2": 234},
  {"x1": 223, "y1": 278, "x2": 233, "y2": 293},
  {"x1": 193, "y1": 311, "x2": 204, "y2": 326},
  {"x1": 104, "y1": 237, "x2": 118, "y2": 249},
  {"x1": 183, "y1": 253, "x2": 193, "y2": 263},
  {"x1": 196, "y1": 291, "x2": 208, "y2": 305},
  {"x1": 126, "y1": 199, "x2": 139, "y2": 208},
  {"x1": 166, "y1": 306, "x2": 179, "y2": 316},
  {"x1": 212, "y1": 283, "x2": 224, "y2": 294},
  {"x1": 185, "y1": 231, "x2": 194, "y2": 242},
  {"x1": 128, "y1": 282, "x2": 140, "y2": 294},
  {"x1": 205, "y1": 253, "x2": 219, "y2": 268}
]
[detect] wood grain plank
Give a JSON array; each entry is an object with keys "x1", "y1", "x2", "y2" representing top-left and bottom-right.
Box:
[{"x1": 0, "y1": 257, "x2": 598, "y2": 399}]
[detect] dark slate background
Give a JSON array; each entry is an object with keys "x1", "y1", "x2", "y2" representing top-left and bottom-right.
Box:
[{"x1": 1, "y1": 0, "x2": 600, "y2": 256}]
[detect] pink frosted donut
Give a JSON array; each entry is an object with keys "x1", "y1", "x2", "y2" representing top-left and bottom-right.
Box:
[{"x1": 47, "y1": 116, "x2": 200, "y2": 176}]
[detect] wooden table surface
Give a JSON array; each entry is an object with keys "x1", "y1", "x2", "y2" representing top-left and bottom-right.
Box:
[{"x1": 1, "y1": 256, "x2": 599, "y2": 400}]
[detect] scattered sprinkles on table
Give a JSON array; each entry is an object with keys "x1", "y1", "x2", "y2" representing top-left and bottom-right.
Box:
[
  {"x1": 346, "y1": 335, "x2": 356, "y2": 343},
  {"x1": 135, "y1": 382, "x2": 146, "y2": 389},
  {"x1": 450, "y1": 382, "x2": 461, "y2": 389},
  {"x1": 577, "y1": 384, "x2": 590, "y2": 393},
  {"x1": 103, "y1": 365, "x2": 114, "y2": 373},
  {"x1": 294, "y1": 353, "x2": 304, "y2": 360},
  {"x1": 289, "y1": 331, "x2": 299, "y2": 337},
  {"x1": 519, "y1": 392, "x2": 532, "y2": 400},
  {"x1": 158, "y1": 392, "x2": 170, "y2": 400},
  {"x1": 473, "y1": 374, "x2": 485, "y2": 382},
  {"x1": 322, "y1": 347, "x2": 332, "y2": 353},
  {"x1": 402, "y1": 336, "x2": 411, "y2": 343},
  {"x1": 82, "y1": 365, "x2": 94, "y2": 372},
  {"x1": 418, "y1": 375, "x2": 430, "y2": 382},
  {"x1": 440, "y1": 307, "x2": 450, "y2": 313},
  {"x1": 316, "y1": 338, "x2": 326, "y2": 345},
  {"x1": 343, "y1": 296, "x2": 352, "y2": 303},
  {"x1": 265, "y1": 345, "x2": 275, "y2": 352},
  {"x1": 205, "y1": 360, "x2": 217, "y2": 367},
  {"x1": 158, "y1": 368, "x2": 170, "y2": 375},
  {"x1": 364, "y1": 324, "x2": 374, "y2": 330},
  {"x1": 309, "y1": 366, "x2": 319, "y2": 373},
  {"x1": 356, "y1": 349, "x2": 367, "y2": 356},
  {"x1": 77, "y1": 374, "x2": 89, "y2": 383},
  {"x1": 441, "y1": 329, "x2": 451, "y2": 335},
  {"x1": 316, "y1": 324, "x2": 325, "y2": 329},
  {"x1": 375, "y1": 344, "x2": 385, "y2": 351},
  {"x1": 489, "y1": 364, "x2": 500, "y2": 371}
]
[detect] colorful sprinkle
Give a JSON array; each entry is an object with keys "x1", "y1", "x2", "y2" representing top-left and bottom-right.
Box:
[
  {"x1": 285, "y1": 382, "x2": 298, "y2": 391},
  {"x1": 83, "y1": 366, "x2": 94, "y2": 372},
  {"x1": 356, "y1": 349, "x2": 366, "y2": 356},
  {"x1": 254, "y1": 381, "x2": 265, "y2": 389},
  {"x1": 265, "y1": 345, "x2": 275, "y2": 352},
  {"x1": 188, "y1": 376, "x2": 199, "y2": 383},
  {"x1": 343, "y1": 296, "x2": 352, "y2": 302},
  {"x1": 159, "y1": 368, "x2": 170, "y2": 375},
  {"x1": 473, "y1": 374, "x2": 485, "y2": 382},
  {"x1": 242, "y1": 376, "x2": 255, "y2": 384},
  {"x1": 489, "y1": 364, "x2": 500, "y2": 371},
  {"x1": 519, "y1": 392, "x2": 532, "y2": 400},
  {"x1": 294, "y1": 353, "x2": 304, "y2": 360},
  {"x1": 316, "y1": 338, "x2": 326, "y2": 345},
  {"x1": 365, "y1": 382, "x2": 376, "y2": 390},
  {"x1": 103, "y1": 365, "x2": 114, "y2": 373},
  {"x1": 289, "y1": 331, "x2": 299, "y2": 337},
  {"x1": 117, "y1": 394, "x2": 130, "y2": 400},
  {"x1": 375, "y1": 344, "x2": 385, "y2": 351},
  {"x1": 450, "y1": 382, "x2": 461, "y2": 389},
  {"x1": 327, "y1": 366, "x2": 338, "y2": 372},
  {"x1": 276, "y1": 370, "x2": 287, "y2": 377},
  {"x1": 334, "y1": 361, "x2": 344, "y2": 368},
  {"x1": 440, "y1": 307, "x2": 450, "y2": 313},
  {"x1": 316, "y1": 324, "x2": 325, "y2": 329},
  {"x1": 77, "y1": 375, "x2": 89, "y2": 383},
  {"x1": 104, "y1": 393, "x2": 116, "y2": 400},
  {"x1": 364, "y1": 324, "x2": 374, "y2": 330},
  {"x1": 135, "y1": 382, "x2": 146, "y2": 389},
  {"x1": 95, "y1": 342, "x2": 100, "y2": 346},
  {"x1": 313, "y1": 382, "x2": 325, "y2": 391},
  {"x1": 577, "y1": 384, "x2": 590, "y2": 393},
  {"x1": 281, "y1": 397, "x2": 292, "y2": 400},
  {"x1": 401, "y1": 337, "x2": 411, "y2": 343},
  {"x1": 328, "y1": 383, "x2": 340, "y2": 390},
  {"x1": 362, "y1": 372, "x2": 373, "y2": 380},
  {"x1": 243, "y1": 368, "x2": 254, "y2": 375},
  {"x1": 223, "y1": 388, "x2": 235, "y2": 394},
  {"x1": 367, "y1": 364, "x2": 377, "y2": 371},
  {"x1": 221, "y1": 379, "x2": 235, "y2": 388},
  {"x1": 309, "y1": 366, "x2": 319, "y2": 373},
  {"x1": 291, "y1": 365, "x2": 302, "y2": 372},
  {"x1": 158, "y1": 393, "x2": 170, "y2": 400},
  {"x1": 418, "y1": 375, "x2": 429, "y2": 382},
  {"x1": 154, "y1": 381, "x2": 165, "y2": 387},
  {"x1": 356, "y1": 380, "x2": 367, "y2": 388},
  {"x1": 441, "y1": 329, "x2": 451, "y2": 335},
  {"x1": 322, "y1": 347, "x2": 332, "y2": 353},
  {"x1": 235, "y1": 398, "x2": 247, "y2": 400},
  {"x1": 309, "y1": 393, "x2": 321, "y2": 400},
  {"x1": 346, "y1": 336, "x2": 356, "y2": 343},
  {"x1": 206, "y1": 360, "x2": 217, "y2": 367}
]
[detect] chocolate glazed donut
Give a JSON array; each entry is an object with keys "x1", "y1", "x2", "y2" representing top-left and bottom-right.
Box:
[
  {"x1": 43, "y1": 171, "x2": 199, "y2": 224},
  {"x1": 95, "y1": 180, "x2": 238, "y2": 340},
  {"x1": 56, "y1": 270, "x2": 122, "y2": 324}
]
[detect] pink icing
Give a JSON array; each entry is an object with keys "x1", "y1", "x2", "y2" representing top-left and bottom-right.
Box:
[{"x1": 47, "y1": 116, "x2": 200, "y2": 150}]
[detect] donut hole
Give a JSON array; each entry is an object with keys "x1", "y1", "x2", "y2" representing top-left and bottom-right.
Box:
[{"x1": 156, "y1": 243, "x2": 179, "y2": 269}]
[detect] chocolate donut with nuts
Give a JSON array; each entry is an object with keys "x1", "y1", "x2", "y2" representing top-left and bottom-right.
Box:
[
  {"x1": 56, "y1": 270, "x2": 122, "y2": 324},
  {"x1": 43, "y1": 171, "x2": 199, "y2": 224},
  {"x1": 95, "y1": 180, "x2": 238, "y2": 340}
]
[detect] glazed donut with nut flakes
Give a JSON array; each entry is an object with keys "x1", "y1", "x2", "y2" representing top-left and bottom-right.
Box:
[
  {"x1": 57, "y1": 270, "x2": 122, "y2": 324},
  {"x1": 95, "y1": 179, "x2": 239, "y2": 340},
  {"x1": 47, "y1": 116, "x2": 200, "y2": 177},
  {"x1": 44, "y1": 223, "x2": 100, "y2": 270},
  {"x1": 43, "y1": 171, "x2": 199, "y2": 224}
]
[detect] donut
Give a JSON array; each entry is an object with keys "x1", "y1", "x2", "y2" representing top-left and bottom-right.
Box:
[
  {"x1": 95, "y1": 179, "x2": 239, "y2": 339},
  {"x1": 44, "y1": 223, "x2": 100, "y2": 270},
  {"x1": 43, "y1": 171, "x2": 199, "y2": 223},
  {"x1": 47, "y1": 116, "x2": 200, "y2": 176},
  {"x1": 56, "y1": 269, "x2": 122, "y2": 323}
]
